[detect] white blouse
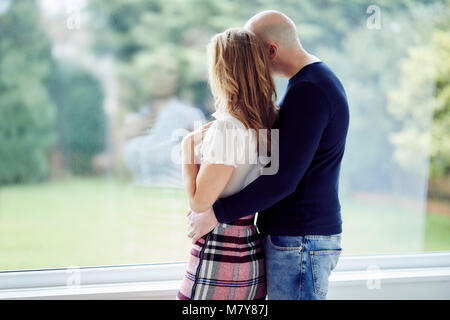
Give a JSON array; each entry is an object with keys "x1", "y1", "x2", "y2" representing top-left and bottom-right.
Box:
[{"x1": 195, "y1": 110, "x2": 267, "y2": 198}]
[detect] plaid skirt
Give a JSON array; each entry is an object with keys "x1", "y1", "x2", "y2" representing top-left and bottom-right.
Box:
[{"x1": 177, "y1": 214, "x2": 266, "y2": 300}]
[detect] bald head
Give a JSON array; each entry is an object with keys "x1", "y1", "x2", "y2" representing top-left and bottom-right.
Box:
[{"x1": 244, "y1": 10, "x2": 300, "y2": 49}]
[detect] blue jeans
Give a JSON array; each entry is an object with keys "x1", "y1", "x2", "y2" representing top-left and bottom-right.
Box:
[{"x1": 262, "y1": 233, "x2": 342, "y2": 300}]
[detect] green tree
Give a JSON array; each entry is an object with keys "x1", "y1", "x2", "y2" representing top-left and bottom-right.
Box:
[
  {"x1": 321, "y1": 3, "x2": 449, "y2": 194},
  {"x1": 87, "y1": 0, "x2": 449, "y2": 194},
  {"x1": 88, "y1": 0, "x2": 446, "y2": 112},
  {"x1": 48, "y1": 62, "x2": 106, "y2": 175},
  {"x1": 430, "y1": 30, "x2": 450, "y2": 179},
  {"x1": 387, "y1": 23, "x2": 450, "y2": 183},
  {"x1": 0, "y1": 0, "x2": 56, "y2": 184},
  {"x1": 89, "y1": 0, "x2": 246, "y2": 112}
]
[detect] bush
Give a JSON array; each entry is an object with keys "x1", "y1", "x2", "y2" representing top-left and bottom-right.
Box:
[
  {"x1": 0, "y1": 0, "x2": 56, "y2": 185},
  {"x1": 48, "y1": 63, "x2": 107, "y2": 175}
]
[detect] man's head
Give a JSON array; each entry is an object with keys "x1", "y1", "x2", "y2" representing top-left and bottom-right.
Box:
[{"x1": 244, "y1": 10, "x2": 302, "y2": 78}]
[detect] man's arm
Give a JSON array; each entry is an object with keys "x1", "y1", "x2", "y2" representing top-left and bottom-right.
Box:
[{"x1": 213, "y1": 82, "x2": 330, "y2": 223}]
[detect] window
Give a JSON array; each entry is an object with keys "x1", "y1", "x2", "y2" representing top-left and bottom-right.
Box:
[{"x1": 0, "y1": 0, "x2": 448, "y2": 273}]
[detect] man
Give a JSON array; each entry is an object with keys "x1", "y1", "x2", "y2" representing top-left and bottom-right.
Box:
[{"x1": 188, "y1": 10, "x2": 349, "y2": 300}]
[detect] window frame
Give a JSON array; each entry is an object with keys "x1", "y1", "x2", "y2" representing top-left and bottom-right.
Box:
[{"x1": 0, "y1": 252, "x2": 449, "y2": 299}]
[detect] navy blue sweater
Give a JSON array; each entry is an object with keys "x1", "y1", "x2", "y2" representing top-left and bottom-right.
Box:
[{"x1": 212, "y1": 61, "x2": 350, "y2": 236}]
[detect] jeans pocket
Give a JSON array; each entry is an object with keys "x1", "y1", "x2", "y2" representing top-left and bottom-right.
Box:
[
  {"x1": 268, "y1": 235, "x2": 303, "y2": 251},
  {"x1": 309, "y1": 249, "x2": 341, "y2": 297}
]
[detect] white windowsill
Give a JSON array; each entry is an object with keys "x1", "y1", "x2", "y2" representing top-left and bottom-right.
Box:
[{"x1": 1, "y1": 252, "x2": 449, "y2": 300}]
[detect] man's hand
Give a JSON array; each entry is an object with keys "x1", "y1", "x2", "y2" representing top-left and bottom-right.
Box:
[{"x1": 187, "y1": 207, "x2": 219, "y2": 243}]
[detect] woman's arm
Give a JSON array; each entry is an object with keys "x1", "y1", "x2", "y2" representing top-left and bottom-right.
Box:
[
  {"x1": 181, "y1": 134, "x2": 234, "y2": 213},
  {"x1": 181, "y1": 121, "x2": 215, "y2": 202},
  {"x1": 190, "y1": 163, "x2": 234, "y2": 212},
  {"x1": 181, "y1": 134, "x2": 199, "y2": 201}
]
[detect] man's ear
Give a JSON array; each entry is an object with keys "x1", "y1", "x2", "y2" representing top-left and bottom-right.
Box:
[{"x1": 268, "y1": 43, "x2": 278, "y2": 60}]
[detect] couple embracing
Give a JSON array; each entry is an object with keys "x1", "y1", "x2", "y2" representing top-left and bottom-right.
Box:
[{"x1": 178, "y1": 10, "x2": 349, "y2": 300}]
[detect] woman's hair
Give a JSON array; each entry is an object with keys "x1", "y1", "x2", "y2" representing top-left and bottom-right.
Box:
[{"x1": 207, "y1": 27, "x2": 278, "y2": 153}]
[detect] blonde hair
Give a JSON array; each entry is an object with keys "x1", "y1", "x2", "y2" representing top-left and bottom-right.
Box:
[{"x1": 207, "y1": 28, "x2": 278, "y2": 152}]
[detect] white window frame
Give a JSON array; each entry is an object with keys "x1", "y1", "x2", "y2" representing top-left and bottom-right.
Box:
[{"x1": 0, "y1": 252, "x2": 449, "y2": 299}]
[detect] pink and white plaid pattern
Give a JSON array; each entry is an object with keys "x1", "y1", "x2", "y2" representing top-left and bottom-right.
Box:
[{"x1": 178, "y1": 214, "x2": 266, "y2": 300}]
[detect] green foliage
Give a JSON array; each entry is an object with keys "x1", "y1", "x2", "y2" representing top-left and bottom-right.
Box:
[
  {"x1": 48, "y1": 63, "x2": 106, "y2": 175},
  {"x1": 90, "y1": 0, "x2": 243, "y2": 112},
  {"x1": 387, "y1": 30, "x2": 449, "y2": 177},
  {"x1": 0, "y1": 0, "x2": 56, "y2": 184},
  {"x1": 321, "y1": 3, "x2": 450, "y2": 193},
  {"x1": 430, "y1": 30, "x2": 450, "y2": 178},
  {"x1": 385, "y1": 17, "x2": 450, "y2": 181},
  {"x1": 87, "y1": 0, "x2": 450, "y2": 192},
  {"x1": 1, "y1": 0, "x2": 448, "y2": 189},
  {"x1": 89, "y1": 0, "x2": 449, "y2": 112}
]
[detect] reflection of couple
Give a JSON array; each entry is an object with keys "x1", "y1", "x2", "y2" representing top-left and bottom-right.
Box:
[{"x1": 178, "y1": 10, "x2": 349, "y2": 300}]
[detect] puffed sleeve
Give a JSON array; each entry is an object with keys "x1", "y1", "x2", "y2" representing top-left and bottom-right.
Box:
[{"x1": 200, "y1": 118, "x2": 255, "y2": 167}]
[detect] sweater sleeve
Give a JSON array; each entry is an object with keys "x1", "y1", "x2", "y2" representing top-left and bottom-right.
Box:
[{"x1": 213, "y1": 82, "x2": 330, "y2": 223}]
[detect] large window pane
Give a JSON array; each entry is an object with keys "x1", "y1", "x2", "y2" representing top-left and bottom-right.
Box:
[{"x1": 0, "y1": 0, "x2": 448, "y2": 271}]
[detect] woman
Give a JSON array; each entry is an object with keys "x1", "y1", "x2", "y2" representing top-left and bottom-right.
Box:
[{"x1": 177, "y1": 28, "x2": 278, "y2": 300}]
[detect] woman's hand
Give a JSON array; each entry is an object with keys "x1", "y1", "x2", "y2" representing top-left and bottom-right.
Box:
[
  {"x1": 183, "y1": 121, "x2": 215, "y2": 147},
  {"x1": 181, "y1": 121, "x2": 215, "y2": 165}
]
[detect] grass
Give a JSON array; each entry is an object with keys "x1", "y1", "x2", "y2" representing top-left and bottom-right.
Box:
[
  {"x1": 425, "y1": 212, "x2": 450, "y2": 251},
  {"x1": 0, "y1": 176, "x2": 192, "y2": 271},
  {"x1": 0, "y1": 176, "x2": 448, "y2": 271}
]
